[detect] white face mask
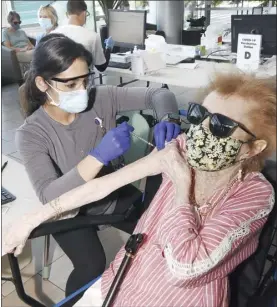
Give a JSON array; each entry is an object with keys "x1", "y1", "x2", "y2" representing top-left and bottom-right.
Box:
[
  {"x1": 46, "y1": 82, "x2": 88, "y2": 114},
  {"x1": 38, "y1": 17, "x2": 52, "y2": 30}
]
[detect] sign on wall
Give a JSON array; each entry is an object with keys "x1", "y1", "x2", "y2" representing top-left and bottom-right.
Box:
[{"x1": 236, "y1": 33, "x2": 262, "y2": 72}]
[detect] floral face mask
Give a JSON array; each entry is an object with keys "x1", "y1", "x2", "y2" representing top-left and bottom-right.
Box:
[{"x1": 186, "y1": 124, "x2": 245, "y2": 171}]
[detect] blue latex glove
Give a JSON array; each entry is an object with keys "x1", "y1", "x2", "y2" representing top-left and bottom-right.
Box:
[
  {"x1": 179, "y1": 109, "x2": 188, "y2": 116},
  {"x1": 104, "y1": 36, "x2": 115, "y2": 50},
  {"x1": 154, "y1": 121, "x2": 181, "y2": 151},
  {"x1": 89, "y1": 122, "x2": 134, "y2": 165}
]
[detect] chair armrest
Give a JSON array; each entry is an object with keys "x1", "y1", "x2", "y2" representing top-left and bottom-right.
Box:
[
  {"x1": 28, "y1": 214, "x2": 126, "y2": 239},
  {"x1": 28, "y1": 36, "x2": 36, "y2": 46},
  {"x1": 1, "y1": 45, "x2": 22, "y2": 84}
]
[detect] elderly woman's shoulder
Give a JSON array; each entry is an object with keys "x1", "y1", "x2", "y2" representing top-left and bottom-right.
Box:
[
  {"x1": 243, "y1": 172, "x2": 274, "y2": 193},
  {"x1": 238, "y1": 172, "x2": 275, "y2": 212}
]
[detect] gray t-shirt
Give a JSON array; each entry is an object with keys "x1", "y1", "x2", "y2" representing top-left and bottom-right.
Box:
[
  {"x1": 16, "y1": 85, "x2": 178, "y2": 205},
  {"x1": 2, "y1": 28, "x2": 29, "y2": 48}
]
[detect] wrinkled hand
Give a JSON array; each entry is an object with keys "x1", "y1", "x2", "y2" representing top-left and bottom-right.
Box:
[
  {"x1": 90, "y1": 122, "x2": 134, "y2": 165},
  {"x1": 15, "y1": 47, "x2": 27, "y2": 52},
  {"x1": 154, "y1": 121, "x2": 181, "y2": 151},
  {"x1": 104, "y1": 36, "x2": 115, "y2": 50},
  {"x1": 20, "y1": 46, "x2": 29, "y2": 52},
  {"x1": 159, "y1": 141, "x2": 191, "y2": 188},
  {"x1": 2, "y1": 216, "x2": 38, "y2": 256}
]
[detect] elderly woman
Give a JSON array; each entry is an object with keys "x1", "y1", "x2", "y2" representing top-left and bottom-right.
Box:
[
  {"x1": 2, "y1": 11, "x2": 34, "y2": 64},
  {"x1": 36, "y1": 4, "x2": 58, "y2": 46},
  {"x1": 3, "y1": 73, "x2": 276, "y2": 307}
]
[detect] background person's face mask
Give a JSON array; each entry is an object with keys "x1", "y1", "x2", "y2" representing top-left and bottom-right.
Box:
[
  {"x1": 186, "y1": 124, "x2": 244, "y2": 171},
  {"x1": 39, "y1": 18, "x2": 52, "y2": 30},
  {"x1": 46, "y1": 82, "x2": 88, "y2": 114},
  {"x1": 12, "y1": 23, "x2": 20, "y2": 31}
]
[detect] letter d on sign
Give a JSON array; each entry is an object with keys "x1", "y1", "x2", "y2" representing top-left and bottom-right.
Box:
[{"x1": 244, "y1": 51, "x2": 251, "y2": 59}]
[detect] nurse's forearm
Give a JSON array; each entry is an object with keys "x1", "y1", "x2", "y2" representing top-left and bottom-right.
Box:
[
  {"x1": 35, "y1": 150, "x2": 161, "y2": 225},
  {"x1": 77, "y1": 155, "x2": 104, "y2": 182}
]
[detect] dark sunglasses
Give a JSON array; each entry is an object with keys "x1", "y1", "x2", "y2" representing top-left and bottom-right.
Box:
[
  {"x1": 187, "y1": 103, "x2": 256, "y2": 140},
  {"x1": 13, "y1": 21, "x2": 21, "y2": 25},
  {"x1": 51, "y1": 71, "x2": 95, "y2": 83}
]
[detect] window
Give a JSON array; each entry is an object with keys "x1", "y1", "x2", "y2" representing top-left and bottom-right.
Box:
[
  {"x1": 11, "y1": 1, "x2": 54, "y2": 26},
  {"x1": 184, "y1": 0, "x2": 274, "y2": 29},
  {"x1": 94, "y1": 1, "x2": 150, "y2": 32},
  {"x1": 94, "y1": 1, "x2": 106, "y2": 32}
]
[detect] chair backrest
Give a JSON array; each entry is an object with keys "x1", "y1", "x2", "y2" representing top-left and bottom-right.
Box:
[
  {"x1": 229, "y1": 159, "x2": 277, "y2": 307},
  {"x1": 18, "y1": 83, "x2": 28, "y2": 118}
]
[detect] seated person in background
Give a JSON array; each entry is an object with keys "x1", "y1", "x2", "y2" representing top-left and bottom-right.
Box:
[
  {"x1": 36, "y1": 4, "x2": 58, "y2": 46},
  {"x1": 2, "y1": 11, "x2": 34, "y2": 64},
  {"x1": 3, "y1": 73, "x2": 276, "y2": 306},
  {"x1": 52, "y1": 0, "x2": 113, "y2": 73}
]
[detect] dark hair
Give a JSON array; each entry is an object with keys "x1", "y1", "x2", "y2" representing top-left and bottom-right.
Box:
[
  {"x1": 25, "y1": 33, "x2": 93, "y2": 116},
  {"x1": 155, "y1": 30, "x2": 166, "y2": 40},
  {"x1": 7, "y1": 11, "x2": 20, "y2": 24},
  {"x1": 67, "y1": 0, "x2": 87, "y2": 15}
]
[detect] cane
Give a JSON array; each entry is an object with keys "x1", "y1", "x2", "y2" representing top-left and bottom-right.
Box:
[{"x1": 102, "y1": 233, "x2": 144, "y2": 307}]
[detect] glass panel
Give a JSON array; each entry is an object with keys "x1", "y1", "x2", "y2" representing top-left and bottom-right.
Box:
[
  {"x1": 95, "y1": 1, "x2": 106, "y2": 32},
  {"x1": 11, "y1": 1, "x2": 53, "y2": 26},
  {"x1": 183, "y1": 1, "x2": 271, "y2": 30}
]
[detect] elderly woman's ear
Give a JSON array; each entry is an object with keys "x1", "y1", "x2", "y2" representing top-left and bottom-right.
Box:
[{"x1": 240, "y1": 140, "x2": 268, "y2": 161}]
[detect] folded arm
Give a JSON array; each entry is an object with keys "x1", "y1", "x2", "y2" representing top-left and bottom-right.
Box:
[{"x1": 158, "y1": 176, "x2": 274, "y2": 288}]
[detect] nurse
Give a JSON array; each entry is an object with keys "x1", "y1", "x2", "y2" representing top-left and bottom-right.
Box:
[{"x1": 16, "y1": 33, "x2": 181, "y2": 305}]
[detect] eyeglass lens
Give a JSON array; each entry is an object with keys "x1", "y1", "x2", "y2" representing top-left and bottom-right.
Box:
[{"x1": 188, "y1": 103, "x2": 235, "y2": 138}]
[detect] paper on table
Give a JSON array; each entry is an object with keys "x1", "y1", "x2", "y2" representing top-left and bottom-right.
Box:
[{"x1": 176, "y1": 63, "x2": 199, "y2": 70}]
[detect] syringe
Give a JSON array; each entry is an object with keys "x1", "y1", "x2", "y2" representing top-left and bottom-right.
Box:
[{"x1": 131, "y1": 132, "x2": 155, "y2": 148}]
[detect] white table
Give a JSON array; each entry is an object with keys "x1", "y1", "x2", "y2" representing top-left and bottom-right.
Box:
[
  {"x1": 107, "y1": 61, "x2": 237, "y2": 88},
  {"x1": 107, "y1": 60, "x2": 274, "y2": 88},
  {"x1": 2, "y1": 155, "x2": 40, "y2": 256}
]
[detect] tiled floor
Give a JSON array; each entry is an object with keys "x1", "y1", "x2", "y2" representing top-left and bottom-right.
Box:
[{"x1": 2, "y1": 75, "x2": 276, "y2": 306}]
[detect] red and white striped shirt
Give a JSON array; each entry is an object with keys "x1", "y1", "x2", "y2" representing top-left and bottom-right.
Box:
[{"x1": 101, "y1": 135, "x2": 274, "y2": 307}]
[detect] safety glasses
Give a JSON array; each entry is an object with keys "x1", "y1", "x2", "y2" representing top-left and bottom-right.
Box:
[
  {"x1": 51, "y1": 71, "x2": 95, "y2": 83},
  {"x1": 187, "y1": 103, "x2": 256, "y2": 139},
  {"x1": 49, "y1": 71, "x2": 95, "y2": 92}
]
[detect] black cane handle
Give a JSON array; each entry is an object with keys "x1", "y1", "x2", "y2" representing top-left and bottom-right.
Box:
[
  {"x1": 102, "y1": 233, "x2": 145, "y2": 307},
  {"x1": 125, "y1": 233, "x2": 144, "y2": 254}
]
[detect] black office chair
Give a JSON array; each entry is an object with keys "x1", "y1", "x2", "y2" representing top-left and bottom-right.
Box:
[
  {"x1": 5, "y1": 172, "x2": 162, "y2": 307},
  {"x1": 229, "y1": 159, "x2": 277, "y2": 307}
]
